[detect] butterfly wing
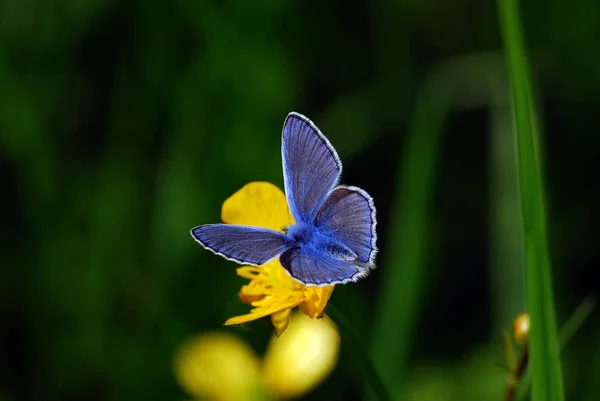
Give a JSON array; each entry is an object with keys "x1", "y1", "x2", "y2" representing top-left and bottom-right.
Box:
[
  {"x1": 280, "y1": 246, "x2": 369, "y2": 286},
  {"x1": 191, "y1": 224, "x2": 290, "y2": 265},
  {"x1": 315, "y1": 186, "x2": 377, "y2": 265},
  {"x1": 281, "y1": 112, "x2": 342, "y2": 223}
]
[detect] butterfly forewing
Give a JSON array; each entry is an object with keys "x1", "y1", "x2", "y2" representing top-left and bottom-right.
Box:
[
  {"x1": 191, "y1": 224, "x2": 290, "y2": 266},
  {"x1": 281, "y1": 113, "x2": 342, "y2": 223},
  {"x1": 315, "y1": 186, "x2": 377, "y2": 265}
]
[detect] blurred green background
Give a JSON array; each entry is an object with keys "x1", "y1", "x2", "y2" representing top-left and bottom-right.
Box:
[{"x1": 1, "y1": 0, "x2": 599, "y2": 400}]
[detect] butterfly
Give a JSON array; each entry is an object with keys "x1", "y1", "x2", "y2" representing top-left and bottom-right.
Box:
[{"x1": 190, "y1": 112, "x2": 377, "y2": 286}]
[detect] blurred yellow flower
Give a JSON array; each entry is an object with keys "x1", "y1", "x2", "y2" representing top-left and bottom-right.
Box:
[
  {"x1": 221, "y1": 182, "x2": 335, "y2": 336},
  {"x1": 174, "y1": 332, "x2": 262, "y2": 401},
  {"x1": 262, "y1": 313, "x2": 340, "y2": 399},
  {"x1": 174, "y1": 312, "x2": 340, "y2": 401}
]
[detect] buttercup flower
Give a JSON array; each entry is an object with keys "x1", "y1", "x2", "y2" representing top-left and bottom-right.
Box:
[
  {"x1": 220, "y1": 181, "x2": 335, "y2": 336},
  {"x1": 262, "y1": 313, "x2": 340, "y2": 398},
  {"x1": 174, "y1": 332, "x2": 262, "y2": 401}
]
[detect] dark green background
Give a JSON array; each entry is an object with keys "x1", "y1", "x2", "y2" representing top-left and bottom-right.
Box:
[{"x1": 1, "y1": 1, "x2": 598, "y2": 400}]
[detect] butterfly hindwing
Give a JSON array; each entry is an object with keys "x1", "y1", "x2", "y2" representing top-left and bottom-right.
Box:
[
  {"x1": 191, "y1": 224, "x2": 290, "y2": 266},
  {"x1": 280, "y1": 246, "x2": 369, "y2": 286},
  {"x1": 315, "y1": 186, "x2": 377, "y2": 266},
  {"x1": 281, "y1": 112, "x2": 342, "y2": 223}
]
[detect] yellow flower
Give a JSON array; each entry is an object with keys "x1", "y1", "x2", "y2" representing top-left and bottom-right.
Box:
[
  {"x1": 174, "y1": 312, "x2": 340, "y2": 401},
  {"x1": 262, "y1": 313, "x2": 340, "y2": 399},
  {"x1": 174, "y1": 332, "x2": 263, "y2": 401},
  {"x1": 221, "y1": 182, "x2": 335, "y2": 336}
]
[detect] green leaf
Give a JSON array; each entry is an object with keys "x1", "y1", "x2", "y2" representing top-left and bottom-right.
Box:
[{"x1": 497, "y1": 0, "x2": 565, "y2": 400}]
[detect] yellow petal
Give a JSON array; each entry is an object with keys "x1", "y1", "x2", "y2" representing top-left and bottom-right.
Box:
[
  {"x1": 238, "y1": 286, "x2": 266, "y2": 304},
  {"x1": 225, "y1": 294, "x2": 303, "y2": 326},
  {"x1": 262, "y1": 313, "x2": 340, "y2": 398},
  {"x1": 299, "y1": 286, "x2": 335, "y2": 318},
  {"x1": 222, "y1": 182, "x2": 293, "y2": 230},
  {"x1": 271, "y1": 308, "x2": 292, "y2": 337},
  {"x1": 236, "y1": 266, "x2": 261, "y2": 280},
  {"x1": 174, "y1": 332, "x2": 260, "y2": 401}
]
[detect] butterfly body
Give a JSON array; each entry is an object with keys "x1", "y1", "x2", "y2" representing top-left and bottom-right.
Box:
[
  {"x1": 285, "y1": 221, "x2": 357, "y2": 261},
  {"x1": 191, "y1": 112, "x2": 378, "y2": 286},
  {"x1": 284, "y1": 221, "x2": 315, "y2": 244}
]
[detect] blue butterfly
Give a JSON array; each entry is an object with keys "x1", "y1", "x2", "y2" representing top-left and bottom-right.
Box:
[{"x1": 190, "y1": 112, "x2": 377, "y2": 286}]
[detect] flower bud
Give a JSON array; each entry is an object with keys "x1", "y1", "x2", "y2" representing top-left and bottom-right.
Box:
[{"x1": 512, "y1": 313, "x2": 530, "y2": 347}]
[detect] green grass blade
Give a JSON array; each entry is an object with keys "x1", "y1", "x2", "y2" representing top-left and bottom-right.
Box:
[
  {"x1": 489, "y1": 92, "x2": 525, "y2": 329},
  {"x1": 497, "y1": 0, "x2": 565, "y2": 400},
  {"x1": 369, "y1": 82, "x2": 449, "y2": 398}
]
